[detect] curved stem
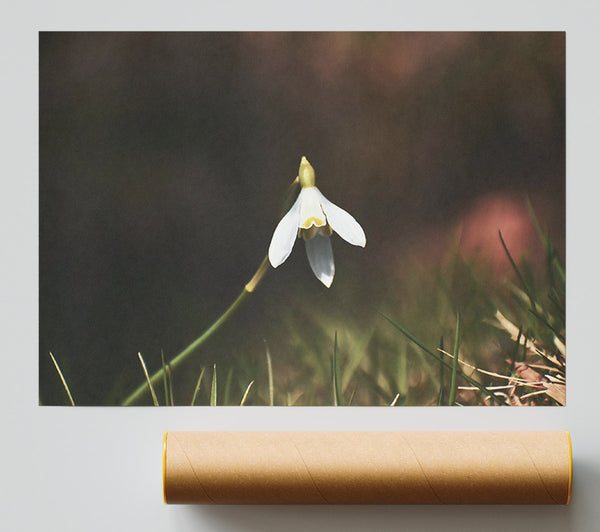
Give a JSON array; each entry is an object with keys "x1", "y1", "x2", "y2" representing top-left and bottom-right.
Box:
[
  {"x1": 121, "y1": 174, "x2": 299, "y2": 406},
  {"x1": 279, "y1": 176, "x2": 300, "y2": 217},
  {"x1": 122, "y1": 255, "x2": 271, "y2": 406}
]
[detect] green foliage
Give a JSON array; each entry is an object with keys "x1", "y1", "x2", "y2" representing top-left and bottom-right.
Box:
[
  {"x1": 332, "y1": 331, "x2": 343, "y2": 406},
  {"x1": 448, "y1": 313, "x2": 460, "y2": 407},
  {"x1": 49, "y1": 209, "x2": 565, "y2": 407}
]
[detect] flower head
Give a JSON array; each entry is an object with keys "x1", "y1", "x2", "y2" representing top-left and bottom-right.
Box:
[{"x1": 268, "y1": 156, "x2": 366, "y2": 287}]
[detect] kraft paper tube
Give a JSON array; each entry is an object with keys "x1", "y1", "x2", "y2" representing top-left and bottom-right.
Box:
[{"x1": 163, "y1": 431, "x2": 572, "y2": 505}]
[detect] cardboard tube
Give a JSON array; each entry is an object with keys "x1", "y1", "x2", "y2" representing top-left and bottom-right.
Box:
[{"x1": 163, "y1": 431, "x2": 572, "y2": 505}]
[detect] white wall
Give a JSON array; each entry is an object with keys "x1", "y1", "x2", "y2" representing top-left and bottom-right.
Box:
[{"x1": 3, "y1": 2, "x2": 599, "y2": 531}]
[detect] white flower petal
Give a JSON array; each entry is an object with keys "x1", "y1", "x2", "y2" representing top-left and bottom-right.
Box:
[
  {"x1": 305, "y1": 234, "x2": 335, "y2": 287},
  {"x1": 316, "y1": 188, "x2": 366, "y2": 247},
  {"x1": 268, "y1": 194, "x2": 302, "y2": 268},
  {"x1": 298, "y1": 187, "x2": 327, "y2": 229}
]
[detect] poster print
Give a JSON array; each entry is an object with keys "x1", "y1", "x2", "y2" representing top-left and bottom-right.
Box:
[{"x1": 39, "y1": 32, "x2": 565, "y2": 406}]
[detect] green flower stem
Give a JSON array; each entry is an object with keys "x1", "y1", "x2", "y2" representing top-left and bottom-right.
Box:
[
  {"x1": 279, "y1": 176, "x2": 300, "y2": 216},
  {"x1": 121, "y1": 174, "x2": 299, "y2": 407},
  {"x1": 121, "y1": 255, "x2": 271, "y2": 406}
]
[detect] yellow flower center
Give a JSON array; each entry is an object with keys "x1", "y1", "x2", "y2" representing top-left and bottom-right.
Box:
[{"x1": 301, "y1": 216, "x2": 326, "y2": 229}]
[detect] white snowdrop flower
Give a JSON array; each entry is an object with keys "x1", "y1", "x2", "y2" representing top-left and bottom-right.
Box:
[{"x1": 268, "y1": 156, "x2": 366, "y2": 287}]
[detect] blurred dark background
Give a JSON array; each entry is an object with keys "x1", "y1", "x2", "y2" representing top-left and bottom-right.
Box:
[{"x1": 39, "y1": 32, "x2": 565, "y2": 405}]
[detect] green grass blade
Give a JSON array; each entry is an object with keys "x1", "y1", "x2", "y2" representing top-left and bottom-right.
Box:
[
  {"x1": 520, "y1": 329, "x2": 529, "y2": 362},
  {"x1": 498, "y1": 230, "x2": 537, "y2": 310},
  {"x1": 190, "y1": 367, "x2": 205, "y2": 406},
  {"x1": 437, "y1": 336, "x2": 445, "y2": 406},
  {"x1": 137, "y1": 352, "x2": 159, "y2": 406},
  {"x1": 548, "y1": 288, "x2": 565, "y2": 320},
  {"x1": 526, "y1": 197, "x2": 565, "y2": 284},
  {"x1": 355, "y1": 367, "x2": 393, "y2": 404},
  {"x1": 333, "y1": 331, "x2": 344, "y2": 406},
  {"x1": 210, "y1": 364, "x2": 217, "y2": 406},
  {"x1": 378, "y1": 311, "x2": 504, "y2": 405},
  {"x1": 526, "y1": 308, "x2": 565, "y2": 344},
  {"x1": 341, "y1": 327, "x2": 374, "y2": 392},
  {"x1": 264, "y1": 340, "x2": 274, "y2": 406},
  {"x1": 165, "y1": 364, "x2": 174, "y2": 406},
  {"x1": 527, "y1": 197, "x2": 548, "y2": 250},
  {"x1": 347, "y1": 386, "x2": 357, "y2": 406},
  {"x1": 48, "y1": 352, "x2": 75, "y2": 406},
  {"x1": 398, "y1": 342, "x2": 408, "y2": 401},
  {"x1": 160, "y1": 350, "x2": 169, "y2": 406},
  {"x1": 508, "y1": 282, "x2": 565, "y2": 342},
  {"x1": 240, "y1": 380, "x2": 254, "y2": 406},
  {"x1": 551, "y1": 242, "x2": 566, "y2": 284},
  {"x1": 448, "y1": 312, "x2": 460, "y2": 406},
  {"x1": 511, "y1": 327, "x2": 523, "y2": 365}
]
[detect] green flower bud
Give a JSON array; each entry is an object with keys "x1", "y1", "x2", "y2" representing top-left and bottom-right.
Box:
[{"x1": 298, "y1": 156, "x2": 316, "y2": 188}]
